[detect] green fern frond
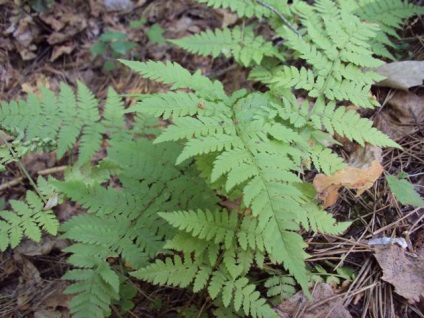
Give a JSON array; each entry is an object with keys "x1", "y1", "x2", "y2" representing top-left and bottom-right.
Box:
[
  {"x1": 63, "y1": 263, "x2": 120, "y2": 318},
  {"x1": 54, "y1": 180, "x2": 138, "y2": 218},
  {"x1": 309, "y1": 145, "x2": 346, "y2": 175},
  {"x1": 339, "y1": 0, "x2": 424, "y2": 59},
  {"x1": 132, "y1": 255, "x2": 210, "y2": 288},
  {"x1": 304, "y1": 203, "x2": 351, "y2": 234},
  {"x1": 177, "y1": 135, "x2": 244, "y2": 164},
  {"x1": 120, "y1": 60, "x2": 228, "y2": 101},
  {"x1": 170, "y1": 26, "x2": 280, "y2": 67},
  {"x1": 131, "y1": 92, "x2": 226, "y2": 120},
  {"x1": 309, "y1": 99, "x2": 400, "y2": 148},
  {"x1": 0, "y1": 190, "x2": 59, "y2": 251},
  {"x1": 264, "y1": 275, "x2": 296, "y2": 300},
  {"x1": 209, "y1": 273, "x2": 278, "y2": 318},
  {"x1": 151, "y1": 90, "x2": 313, "y2": 290},
  {"x1": 0, "y1": 83, "x2": 129, "y2": 163},
  {"x1": 62, "y1": 213, "x2": 150, "y2": 269},
  {"x1": 195, "y1": 0, "x2": 270, "y2": 18},
  {"x1": 155, "y1": 116, "x2": 236, "y2": 143},
  {"x1": 264, "y1": 0, "x2": 387, "y2": 108},
  {"x1": 159, "y1": 210, "x2": 238, "y2": 249}
]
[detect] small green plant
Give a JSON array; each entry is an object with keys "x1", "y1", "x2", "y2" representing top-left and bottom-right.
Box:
[
  {"x1": 386, "y1": 174, "x2": 424, "y2": 208},
  {"x1": 90, "y1": 31, "x2": 138, "y2": 71},
  {"x1": 129, "y1": 18, "x2": 166, "y2": 45},
  {"x1": 0, "y1": 0, "x2": 422, "y2": 317}
]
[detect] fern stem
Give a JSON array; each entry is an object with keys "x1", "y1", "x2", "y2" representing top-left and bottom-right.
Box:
[
  {"x1": 0, "y1": 134, "x2": 47, "y2": 204},
  {"x1": 256, "y1": 0, "x2": 300, "y2": 36}
]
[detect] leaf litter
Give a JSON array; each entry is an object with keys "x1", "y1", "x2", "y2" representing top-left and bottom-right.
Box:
[
  {"x1": 274, "y1": 283, "x2": 352, "y2": 318},
  {"x1": 373, "y1": 244, "x2": 424, "y2": 303}
]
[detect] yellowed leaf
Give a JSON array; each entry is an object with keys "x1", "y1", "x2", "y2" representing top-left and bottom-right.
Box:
[{"x1": 313, "y1": 160, "x2": 384, "y2": 208}]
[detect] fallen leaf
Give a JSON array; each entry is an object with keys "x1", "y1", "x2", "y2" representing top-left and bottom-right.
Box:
[
  {"x1": 15, "y1": 236, "x2": 68, "y2": 256},
  {"x1": 104, "y1": 0, "x2": 133, "y2": 11},
  {"x1": 374, "y1": 244, "x2": 424, "y2": 303},
  {"x1": 313, "y1": 160, "x2": 384, "y2": 208},
  {"x1": 47, "y1": 15, "x2": 87, "y2": 45},
  {"x1": 15, "y1": 256, "x2": 42, "y2": 309},
  {"x1": 374, "y1": 61, "x2": 424, "y2": 91},
  {"x1": 7, "y1": 15, "x2": 39, "y2": 60},
  {"x1": 217, "y1": 9, "x2": 238, "y2": 28},
  {"x1": 39, "y1": 14, "x2": 65, "y2": 32},
  {"x1": 21, "y1": 74, "x2": 50, "y2": 96},
  {"x1": 38, "y1": 280, "x2": 71, "y2": 309},
  {"x1": 374, "y1": 91, "x2": 424, "y2": 140},
  {"x1": 50, "y1": 44, "x2": 74, "y2": 62},
  {"x1": 34, "y1": 309, "x2": 62, "y2": 318},
  {"x1": 274, "y1": 283, "x2": 352, "y2": 318}
]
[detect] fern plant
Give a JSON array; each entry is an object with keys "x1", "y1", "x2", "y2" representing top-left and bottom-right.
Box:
[
  {"x1": 0, "y1": 0, "x2": 420, "y2": 317},
  {"x1": 118, "y1": 59, "x2": 388, "y2": 315}
]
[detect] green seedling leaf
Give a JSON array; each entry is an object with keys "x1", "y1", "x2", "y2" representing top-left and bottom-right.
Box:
[
  {"x1": 386, "y1": 174, "x2": 424, "y2": 208},
  {"x1": 100, "y1": 31, "x2": 127, "y2": 42},
  {"x1": 103, "y1": 60, "x2": 116, "y2": 72},
  {"x1": 129, "y1": 18, "x2": 147, "y2": 29},
  {"x1": 336, "y1": 266, "x2": 355, "y2": 280},
  {"x1": 146, "y1": 24, "x2": 165, "y2": 45},
  {"x1": 90, "y1": 42, "x2": 107, "y2": 57},
  {"x1": 111, "y1": 41, "x2": 137, "y2": 55},
  {"x1": 30, "y1": 0, "x2": 53, "y2": 12}
]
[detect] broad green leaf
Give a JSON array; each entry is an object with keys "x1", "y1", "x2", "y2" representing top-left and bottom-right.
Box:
[{"x1": 386, "y1": 175, "x2": 424, "y2": 208}]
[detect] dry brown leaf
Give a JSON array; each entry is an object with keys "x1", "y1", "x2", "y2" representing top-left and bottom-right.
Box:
[
  {"x1": 313, "y1": 160, "x2": 384, "y2": 208},
  {"x1": 34, "y1": 309, "x2": 62, "y2": 318},
  {"x1": 50, "y1": 44, "x2": 75, "y2": 62},
  {"x1": 374, "y1": 245, "x2": 424, "y2": 303},
  {"x1": 39, "y1": 14, "x2": 65, "y2": 32},
  {"x1": 374, "y1": 61, "x2": 424, "y2": 91},
  {"x1": 38, "y1": 280, "x2": 71, "y2": 310},
  {"x1": 275, "y1": 283, "x2": 352, "y2": 318},
  {"x1": 15, "y1": 256, "x2": 42, "y2": 310},
  {"x1": 47, "y1": 15, "x2": 87, "y2": 45},
  {"x1": 21, "y1": 74, "x2": 50, "y2": 96},
  {"x1": 6, "y1": 15, "x2": 39, "y2": 60},
  {"x1": 217, "y1": 9, "x2": 238, "y2": 28},
  {"x1": 374, "y1": 91, "x2": 424, "y2": 140},
  {"x1": 15, "y1": 236, "x2": 68, "y2": 256}
]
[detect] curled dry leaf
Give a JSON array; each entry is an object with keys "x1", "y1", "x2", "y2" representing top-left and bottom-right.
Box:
[
  {"x1": 275, "y1": 283, "x2": 352, "y2": 318},
  {"x1": 313, "y1": 160, "x2": 384, "y2": 208},
  {"x1": 15, "y1": 236, "x2": 68, "y2": 256},
  {"x1": 374, "y1": 92, "x2": 424, "y2": 140},
  {"x1": 50, "y1": 44, "x2": 75, "y2": 62},
  {"x1": 374, "y1": 244, "x2": 424, "y2": 303}
]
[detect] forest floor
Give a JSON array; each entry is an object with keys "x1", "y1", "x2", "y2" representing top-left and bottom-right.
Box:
[{"x1": 0, "y1": 0, "x2": 423, "y2": 317}]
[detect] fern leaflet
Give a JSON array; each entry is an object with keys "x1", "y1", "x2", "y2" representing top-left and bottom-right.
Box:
[
  {"x1": 170, "y1": 26, "x2": 280, "y2": 66},
  {"x1": 0, "y1": 190, "x2": 59, "y2": 251}
]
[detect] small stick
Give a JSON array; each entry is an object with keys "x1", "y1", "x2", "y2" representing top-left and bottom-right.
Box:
[
  {"x1": 37, "y1": 165, "x2": 68, "y2": 175},
  {"x1": 0, "y1": 177, "x2": 24, "y2": 191},
  {"x1": 256, "y1": 0, "x2": 301, "y2": 36}
]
